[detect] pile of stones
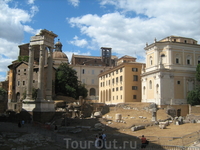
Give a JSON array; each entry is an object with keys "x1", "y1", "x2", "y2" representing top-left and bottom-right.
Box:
[{"x1": 159, "y1": 121, "x2": 169, "y2": 129}]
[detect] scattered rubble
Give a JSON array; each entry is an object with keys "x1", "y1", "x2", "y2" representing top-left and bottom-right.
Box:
[{"x1": 131, "y1": 125, "x2": 145, "y2": 131}]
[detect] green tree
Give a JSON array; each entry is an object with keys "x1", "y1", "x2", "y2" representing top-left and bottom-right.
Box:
[
  {"x1": 18, "y1": 56, "x2": 29, "y2": 62},
  {"x1": 187, "y1": 87, "x2": 200, "y2": 106},
  {"x1": 77, "y1": 82, "x2": 88, "y2": 99},
  {"x1": 22, "y1": 88, "x2": 38, "y2": 100},
  {"x1": 187, "y1": 64, "x2": 200, "y2": 105},
  {"x1": 55, "y1": 63, "x2": 88, "y2": 99},
  {"x1": 196, "y1": 64, "x2": 200, "y2": 82},
  {"x1": 0, "y1": 87, "x2": 7, "y2": 100}
]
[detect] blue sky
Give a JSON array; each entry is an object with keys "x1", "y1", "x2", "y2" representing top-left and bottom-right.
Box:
[{"x1": 0, "y1": 0, "x2": 200, "y2": 81}]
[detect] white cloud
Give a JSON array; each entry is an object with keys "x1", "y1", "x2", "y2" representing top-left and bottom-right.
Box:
[
  {"x1": 27, "y1": 0, "x2": 35, "y2": 4},
  {"x1": 70, "y1": 36, "x2": 88, "y2": 47},
  {"x1": 30, "y1": 5, "x2": 39, "y2": 17},
  {"x1": 0, "y1": 0, "x2": 39, "y2": 81},
  {"x1": 69, "y1": 0, "x2": 200, "y2": 61},
  {"x1": 68, "y1": 0, "x2": 79, "y2": 7},
  {"x1": 0, "y1": 38, "x2": 18, "y2": 81},
  {"x1": 0, "y1": 38, "x2": 19, "y2": 60},
  {"x1": 24, "y1": 25, "x2": 41, "y2": 35},
  {"x1": 64, "y1": 50, "x2": 91, "y2": 63},
  {"x1": 0, "y1": 0, "x2": 31, "y2": 43}
]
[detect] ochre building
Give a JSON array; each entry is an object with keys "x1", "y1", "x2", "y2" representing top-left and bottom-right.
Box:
[{"x1": 99, "y1": 55, "x2": 144, "y2": 104}]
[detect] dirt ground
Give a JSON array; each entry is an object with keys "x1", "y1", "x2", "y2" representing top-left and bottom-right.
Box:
[
  {"x1": 0, "y1": 102, "x2": 200, "y2": 149},
  {"x1": 99, "y1": 103, "x2": 199, "y2": 135}
]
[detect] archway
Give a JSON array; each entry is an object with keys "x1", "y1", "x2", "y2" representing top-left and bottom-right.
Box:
[
  {"x1": 90, "y1": 88, "x2": 96, "y2": 96},
  {"x1": 16, "y1": 92, "x2": 20, "y2": 102}
]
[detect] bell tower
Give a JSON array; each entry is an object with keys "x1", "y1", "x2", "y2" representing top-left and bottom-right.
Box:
[{"x1": 101, "y1": 47, "x2": 112, "y2": 66}]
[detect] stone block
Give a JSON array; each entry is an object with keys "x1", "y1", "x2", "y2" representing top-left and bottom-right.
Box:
[
  {"x1": 94, "y1": 111, "x2": 102, "y2": 118},
  {"x1": 131, "y1": 125, "x2": 145, "y2": 131},
  {"x1": 175, "y1": 121, "x2": 180, "y2": 125}
]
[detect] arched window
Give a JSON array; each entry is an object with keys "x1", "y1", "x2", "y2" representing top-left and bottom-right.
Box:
[
  {"x1": 90, "y1": 88, "x2": 96, "y2": 96},
  {"x1": 186, "y1": 55, "x2": 191, "y2": 65},
  {"x1": 161, "y1": 54, "x2": 165, "y2": 57},
  {"x1": 149, "y1": 80, "x2": 152, "y2": 89},
  {"x1": 109, "y1": 89, "x2": 111, "y2": 101},
  {"x1": 175, "y1": 54, "x2": 180, "y2": 64},
  {"x1": 160, "y1": 54, "x2": 166, "y2": 63},
  {"x1": 16, "y1": 92, "x2": 20, "y2": 102},
  {"x1": 149, "y1": 56, "x2": 153, "y2": 66}
]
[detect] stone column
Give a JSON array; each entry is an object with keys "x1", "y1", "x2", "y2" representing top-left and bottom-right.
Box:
[
  {"x1": 36, "y1": 44, "x2": 45, "y2": 102},
  {"x1": 26, "y1": 45, "x2": 34, "y2": 100},
  {"x1": 46, "y1": 47, "x2": 53, "y2": 101}
]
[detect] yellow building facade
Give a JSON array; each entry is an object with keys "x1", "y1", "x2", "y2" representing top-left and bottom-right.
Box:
[
  {"x1": 99, "y1": 56, "x2": 144, "y2": 104},
  {"x1": 141, "y1": 36, "x2": 200, "y2": 106}
]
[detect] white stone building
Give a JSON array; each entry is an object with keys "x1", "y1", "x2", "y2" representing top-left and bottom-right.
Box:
[{"x1": 141, "y1": 36, "x2": 200, "y2": 106}]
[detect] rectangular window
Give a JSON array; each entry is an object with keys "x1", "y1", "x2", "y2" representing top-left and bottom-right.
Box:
[
  {"x1": 109, "y1": 80, "x2": 110, "y2": 85},
  {"x1": 198, "y1": 60, "x2": 200, "y2": 64},
  {"x1": 103, "y1": 82, "x2": 104, "y2": 87},
  {"x1": 33, "y1": 80, "x2": 35, "y2": 83},
  {"x1": 176, "y1": 58, "x2": 179, "y2": 64},
  {"x1": 187, "y1": 60, "x2": 190, "y2": 65},
  {"x1": 116, "y1": 96, "x2": 118, "y2": 100},
  {"x1": 112, "y1": 78, "x2": 115, "y2": 84},
  {"x1": 24, "y1": 69, "x2": 26, "y2": 71},
  {"x1": 18, "y1": 70, "x2": 20, "y2": 72},
  {"x1": 91, "y1": 79, "x2": 94, "y2": 84},
  {"x1": 82, "y1": 69, "x2": 85, "y2": 74},
  {"x1": 133, "y1": 95, "x2": 137, "y2": 99},
  {"x1": 23, "y1": 81, "x2": 25, "y2": 85},
  {"x1": 177, "y1": 81, "x2": 181, "y2": 84},
  {"x1": 101, "y1": 82, "x2": 102, "y2": 87},
  {"x1": 112, "y1": 88, "x2": 115, "y2": 92},
  {"x1": 132, "y1": 68, "x2": 138, "y2": 72},
  {"x1": 116, "y1": 77, "x2": 118, "y2": 83},
  {"x1": 120, "y1": 86, "x2": 123, "y2": 90},
  {"x1": 120, "y1": 76, "x2": 123, "y2": 82},
  {"x1": 133, "y1": 75, "x2": 138, "y2": 81},
  {"x1": 132, "y1": 86, "x2": 138, "y2": 90},
  {"x1": 116, "y1": 87, "x2": 118, "y2": 91},
  {"x1": 120, "y1": 68, "x2": 123, "y2": 72},
  {"x1": 116, "y1": 70, "x2": 118, "y2": 74},
  {"x1": 18, "y1": 81, "x2": 20, "y2": 86}
]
